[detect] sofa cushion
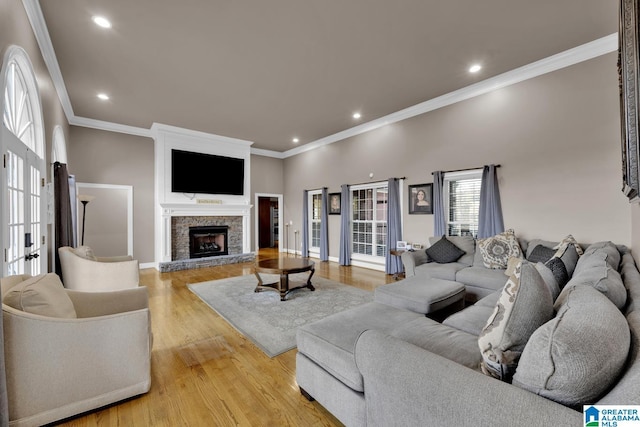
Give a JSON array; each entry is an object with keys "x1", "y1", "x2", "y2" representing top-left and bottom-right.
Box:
[
  {"x1": 426, "y1": 236, "x2": 465, "y2": 264},
  {"x1": 580, "y1": 241, "x2": 621, "y2": 271},
  {"x1": 390, "y1": 317, "x2": 482, "y2": 370},
  {"x1": 296, "y1": 302, "x2": 423, "y2": 392},
  {"x1": 512, "y1": 285, "x2": 630, "y2": 406},
  {"x1": 2, "y1": 273, "x2": 77, "y2": 318},
  {"x1": 477, "y1": 229, "x2": 523, "y2": 269},
  {"x1": 477, "y1": 260, "x2": 554, "y2": 380},
  {"x1": 565, "y1": 251, "x2": 627, "y2": 310},
  {"x1": 455, "y1": 266, "x2": 508, "y2": 294},
  {"x1": 415, "y1": 262, "x2": 468, "y2": 281},
  {"x1": 443, "y1": 292, "x2": 500, "y2": 336},
  {"x1": 374, "y1": 277, "x2": 465, "y2": 314}
]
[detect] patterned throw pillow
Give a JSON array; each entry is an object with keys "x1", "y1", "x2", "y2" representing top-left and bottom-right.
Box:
[
  {"x1": 425, "y1": 236, "x2": 465, "y2": 264},
  {"x1": 553, "y1": 234, "x2": 584, "y2": 257},
  {"x1": 478, "y1": 260, "x2": 554, "y2": 381},
  {"x1": 477, "y1": 229, "x2": 523, "y2": 269}
]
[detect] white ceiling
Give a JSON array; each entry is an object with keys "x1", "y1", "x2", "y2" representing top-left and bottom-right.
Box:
[{"x1": 29, "y1": 0, "x2": 618, "y2": 156}]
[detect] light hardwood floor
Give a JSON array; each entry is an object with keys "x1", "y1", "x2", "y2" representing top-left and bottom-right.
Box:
[{"x1": 55, "y1": 248, "x2": 395, "y2": 427}]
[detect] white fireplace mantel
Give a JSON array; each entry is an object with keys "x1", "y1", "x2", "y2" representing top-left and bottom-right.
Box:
[{"x1": 152, "y1": 123, "x2": 254, "y2": 266}]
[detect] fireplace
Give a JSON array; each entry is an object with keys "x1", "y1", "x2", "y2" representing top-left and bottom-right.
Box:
[{"x1": 189, "y1": 225, "x2": 229, "y2": 258}]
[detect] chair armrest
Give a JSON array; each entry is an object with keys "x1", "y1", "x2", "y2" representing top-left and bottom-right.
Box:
[
  {"x1": 66, "y1": 286, "x2": 149, "y2": 318},
  {"x1": 2, "y1": 305, "x2": 151, "y2": 423},
  {"x1": 355, "y1": 330, "x2": 581, "y2": 426},
  {"x1": 62, "y1": 256, "x2": 140, "y2": 291},
  {"x1": 400, "y1": 250, "x2": 429, "y2": 277}
]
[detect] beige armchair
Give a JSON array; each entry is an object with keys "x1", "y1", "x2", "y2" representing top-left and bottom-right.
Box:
[
  {"x1": 1, "y1": 273, "x2": 152, "y2": 427},
  {"x1": 58, "y1": 246, "x2": 140, "y2": 291}
]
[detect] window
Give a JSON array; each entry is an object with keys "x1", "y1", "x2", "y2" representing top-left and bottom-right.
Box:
[
  {"x1": 443, "y1": 170, "x2": 482, "y2": 237},
  {"x1": 351, "y1": 183, "x2": 388, "y2": 257},
  {"x1": 308, "y1": 191, "x2": 322, "y2": 249}
]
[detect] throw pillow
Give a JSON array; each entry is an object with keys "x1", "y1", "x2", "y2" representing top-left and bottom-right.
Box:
[
  {"x1": 544, "y1": 257, "x2": 569, "y2": 289},
  {"x1": 477, "y1": 229, "x2": 523, "y2": 269},
  {"x1": 2, "y1": 273, "x2": 77, "y2": 318},
  {"x1": 477, "y1": 260, "x2": 554, "y2": 381},
  {"x1": 534, "y1": 262, "x2": 561, "y2": 301},
  {"x1": 425, "y1": 236, "x2": 465, "y2": 264},
  {"x1": 526, "y1": 245, "x2": 555, "y2": 264},
  {"x1": 553, "y1": 234, "x2": 584, "y2": 257},
  {"x1": 512, "y1": 285, "x2": 629, "y2": 406}
]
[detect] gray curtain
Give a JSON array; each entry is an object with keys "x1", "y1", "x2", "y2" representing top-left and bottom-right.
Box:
[
  {"x1": 301, "y1": 190, "x2": 309, "y2": 257},
  {"x1": 432, "y1": 171, "x2": 446, "y2": 236},
  {"x1": 0, "y1": 305, "x2": 7, "y2": 426},
  {"x1": 478, "y1": 164, "x2": 504, "y2": 238},
  {"x1": 385, "y1": 178, "x2": 403, "y2": 275},
  {"x1": 339, "y1": 184, "x2": 351, "y2": 266},
  {"x1": 54, "y1": 162, "x2": 74, "y2": 279},
  {"x1": 320, "y1": 188, "x2": 329, "y2": 261}
]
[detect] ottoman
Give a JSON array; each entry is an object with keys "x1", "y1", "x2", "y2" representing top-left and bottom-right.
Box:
[{"x1": 374, "y1": 276, "x2": 465, "y2": 314}]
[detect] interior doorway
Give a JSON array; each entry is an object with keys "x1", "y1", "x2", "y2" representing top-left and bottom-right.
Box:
[{"x1": 255, "y1": 194, "x2": 281, "y2": 250}]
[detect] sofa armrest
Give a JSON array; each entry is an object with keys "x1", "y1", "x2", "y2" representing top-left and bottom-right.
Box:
[
  {"x1": 400, "y1": 250, "x2": 429, "y2": 277},
  {"x1": 66, "y1": 286, "x2": 149, "y2": 318},
  {"x1": 355, "y1": 329, "x2": 581, "y2": 426}
]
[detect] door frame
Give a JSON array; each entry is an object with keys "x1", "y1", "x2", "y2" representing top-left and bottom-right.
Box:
[{"x1": 254, "y1": 193, "x2": 283, "y2": 253}]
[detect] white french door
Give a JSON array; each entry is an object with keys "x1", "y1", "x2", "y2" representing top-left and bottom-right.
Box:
[
  {"x1": 2, "y1": 127, "x2": 44, "y2": 276},
  {"x1": 1, "y1": 47, "x2": 46, "y2": 277}
]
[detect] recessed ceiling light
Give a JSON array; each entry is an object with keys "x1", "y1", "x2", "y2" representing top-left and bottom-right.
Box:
[
  {"x1": 352, "y1": 112, "x2": 361, "y2": 119},
  {"x1": 97, "y1": 93, "x2": 110, "y2": 100},
  {"x1": 292, "y1": 137, "x2": 299, "y2": 143},
  {"x1": 469, "y1": 64, "x2": 482, "y2": 73},
  {"x1": 92, "y1": 15, "x2": 112, "y2": 28}
]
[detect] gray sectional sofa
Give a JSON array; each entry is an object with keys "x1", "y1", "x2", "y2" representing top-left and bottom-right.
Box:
[{"x1": 295, "y1": 236, "x2": 640, "y2": 426}]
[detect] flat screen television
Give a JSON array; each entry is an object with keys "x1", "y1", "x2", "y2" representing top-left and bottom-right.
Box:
[{"x1": 171, "y1": 149, "x2": 245, "y2": 196}]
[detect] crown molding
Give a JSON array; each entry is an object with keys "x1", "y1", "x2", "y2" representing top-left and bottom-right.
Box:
[
  {"x1": 70, "y1": 116, "x2": 152, "y2": 138},
  {"x1": 23, "y1": 0, "x2": 617, "y2": 158},
  {"x1": 281, "y1": 33, "x2": 618, "y2": 159},
  {"x1": 22, "y1": 0, "x2": 74, "y2": 120}
]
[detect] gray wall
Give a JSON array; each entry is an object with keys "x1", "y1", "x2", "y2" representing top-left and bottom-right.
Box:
[
  {"x1": 67, "y1": 127, "x2": 155, "y2": 263},
  {"x1": 283, "y1": 53, "x2": 631, "y2": 257}
]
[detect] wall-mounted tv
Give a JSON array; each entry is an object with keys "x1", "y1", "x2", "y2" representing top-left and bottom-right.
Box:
[{"x1": 171, "y1": 149, "x2": 245, "y2": 196}]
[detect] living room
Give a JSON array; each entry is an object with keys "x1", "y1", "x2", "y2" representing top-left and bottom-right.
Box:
[{"x1": 2, "y1": 0, "x2": 640, "y2": 425}]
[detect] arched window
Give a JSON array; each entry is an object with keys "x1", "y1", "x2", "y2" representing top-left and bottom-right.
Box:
[{"x1": 1, "y1": 46, "x2": 46, "y2": 275}]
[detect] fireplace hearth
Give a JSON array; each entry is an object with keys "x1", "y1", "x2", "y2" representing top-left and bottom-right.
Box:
[{"x1": 189, "y1": 225, "x2": 229, "y2": 258}]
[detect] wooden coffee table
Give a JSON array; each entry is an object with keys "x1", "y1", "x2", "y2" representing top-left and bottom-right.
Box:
[{"x1": 254, "y1": 257, "x2": 315, "y2": 301}]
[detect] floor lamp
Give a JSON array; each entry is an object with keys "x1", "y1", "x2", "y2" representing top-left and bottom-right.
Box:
[{"x1": 78, "y1": 194, "x2": 95, "y2": 246}]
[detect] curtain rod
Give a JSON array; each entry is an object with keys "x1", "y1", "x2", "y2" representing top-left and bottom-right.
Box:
[
  {"x1": 346, "y1": 176, "x2": 406, "y2": 187},
  {"x1": 431, "y1": 165, "x2": 500, "y2": 175}
]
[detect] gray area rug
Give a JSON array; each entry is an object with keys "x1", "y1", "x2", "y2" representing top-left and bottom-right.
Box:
[{"x1": 188, "y1": 273, "x2": 373, "y2": 357}]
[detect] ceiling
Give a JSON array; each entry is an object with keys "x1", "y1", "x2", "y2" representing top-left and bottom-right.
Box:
[{"x1": 33, "y1": 0, "x2": 618, "y2": 154}]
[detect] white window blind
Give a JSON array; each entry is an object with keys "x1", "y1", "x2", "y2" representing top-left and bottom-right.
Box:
[{"x1": 444, "y1": 170, "x2": 482, "y2": 237}]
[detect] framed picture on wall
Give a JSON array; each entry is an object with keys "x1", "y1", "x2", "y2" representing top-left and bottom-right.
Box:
[
  {"x1": 408, "y1": 183, "x2": 433, "y2": 214},
  {"x1": 329, "y1": 193, "x2": 341, "y2": 214}
]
